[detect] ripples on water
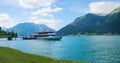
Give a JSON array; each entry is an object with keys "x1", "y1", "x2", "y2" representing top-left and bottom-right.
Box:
[{"x1": 0, "y1": 36, "x2": 120, "y2": 63}]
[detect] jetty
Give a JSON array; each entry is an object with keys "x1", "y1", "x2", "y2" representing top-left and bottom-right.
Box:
[{"x1": 23, "y1": 36, "x2": 37, "y2": 40}]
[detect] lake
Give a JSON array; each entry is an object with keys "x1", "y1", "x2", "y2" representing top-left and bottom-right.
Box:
[{"x1": 0, "y1": 36, "x2": 120, "y2": 63}]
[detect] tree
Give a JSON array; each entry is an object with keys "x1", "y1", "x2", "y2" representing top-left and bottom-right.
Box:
[
  {"x1": 0, "y1": 27, "x2": 1, "y2": 31},
  {"x1": 0, "y1": 27, "x2": 7, "y2": 38},
  {"x1": 11, "y1": 30, "x2": 14, "y2": 37},
  {"x1": 8, "y1": 30, "x2": 18, "y2": 38},
  {"x1": 14, "y1": 33, "x2": 18, "y2": 38}
]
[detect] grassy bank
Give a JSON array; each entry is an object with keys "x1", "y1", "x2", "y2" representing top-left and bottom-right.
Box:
[{"x1": 0, "y1": 47, "x2": 83, "y2": 63}]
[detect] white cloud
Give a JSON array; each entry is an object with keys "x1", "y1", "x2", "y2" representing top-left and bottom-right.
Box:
[
  {"x1": 0, "y1": 14, "x2": 15, "y2": 28},
  {"x1": 20, "y1": 0, "x2": 57, "y2": 9},
  {"x1": 30, "y1": 6, "x2": 63, "y2": 30},
  {"x1": 19, "y1": 0, "x2": 63, "y2": 30},
  {"x1": 29, "y1": 17, "x2": 60, "y2": 30},
  {"x1": 89, "y1": 2, "x2": 120, "y2": 13},
  {"x1": 32, "y1": 7, "x2": 63, "y2": 17},
  {"x1": 0, "y1": 0, "x2": 62, "y2": 30}
]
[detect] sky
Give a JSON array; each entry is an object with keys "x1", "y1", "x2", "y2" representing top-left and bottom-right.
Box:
[{"x1": 0, "y1": 0, "x2": 120, "y2": 30}]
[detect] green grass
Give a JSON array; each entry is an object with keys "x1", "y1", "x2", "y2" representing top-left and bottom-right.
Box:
[{"x1": 0, "y1": 47, "x2": 84, "y2": 63}]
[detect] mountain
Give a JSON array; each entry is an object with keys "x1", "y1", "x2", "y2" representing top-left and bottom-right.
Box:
[
  {"x1": 57, "y1": 13, "x2": 106, "y2": 35},
  {"x1": 57, "y1": 7, "x2": 120, "y2": 35},
  {"x1": 109, "y1": 7, "x2": 120, "y2": 15},
  {"x1": 1, "y1": 27, "x2": 7, "y2": 31},
  {"x1": 10, "y1": 23, "x2": 55, "y2": 36},
  {"x1": 105, "y1": 7, "x2": 120, "y2": 34}
]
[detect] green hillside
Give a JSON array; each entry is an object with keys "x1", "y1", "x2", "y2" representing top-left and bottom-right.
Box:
[{"x1": 57, "y1": 7, "x2": 120, "y2": 35}]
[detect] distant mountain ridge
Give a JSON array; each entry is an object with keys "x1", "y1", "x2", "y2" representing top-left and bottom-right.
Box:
[
  {"x1": 1, "y1": 27, "x2": 7, "y2": 31},
  {"x1": 10, "y1": 23, "x2": 55, "y2": 36},
  {"x1": 57, "y1": 7, "x2": 120, "y2": 35}
]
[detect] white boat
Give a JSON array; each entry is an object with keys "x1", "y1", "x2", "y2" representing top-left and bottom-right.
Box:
[{"x1": 32, "y1": 31, "x2": 62, "y2": 40}]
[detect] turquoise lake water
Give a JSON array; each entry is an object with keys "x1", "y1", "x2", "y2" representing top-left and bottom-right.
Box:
[{"x1": 0, "y1": 36, "x2": 120, "y2": 63}]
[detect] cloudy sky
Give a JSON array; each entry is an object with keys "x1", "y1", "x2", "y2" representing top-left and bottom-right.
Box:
[{"x1": 0, "y1": 0, "x2": 120, "y2": 30}]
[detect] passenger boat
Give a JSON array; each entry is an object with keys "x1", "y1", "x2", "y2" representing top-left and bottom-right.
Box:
[{"x1": 32, "y1": 31, "x2": 62, "y2": 40}]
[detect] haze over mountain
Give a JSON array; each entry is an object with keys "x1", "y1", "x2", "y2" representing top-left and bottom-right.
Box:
[
  {"x1": 9, "y1": 23, "x2": 55, "y2": 36},
  {"x1": 1, "y1": 27, "x2": 7, "y2": 31},
  {"x1": 57, "y1": 7, "x2": 120, "y2": 35}
]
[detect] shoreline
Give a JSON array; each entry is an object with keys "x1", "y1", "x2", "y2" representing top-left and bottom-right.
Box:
[
  {"x1": 1, "y1": 35, "x2": 120, "y2": 38},
  {"x1": 0, "y1": 47, "x2": 83, "y2": 63},
  {"x1": 66, "y1": 34, "x2": 120, "y2": 36}
]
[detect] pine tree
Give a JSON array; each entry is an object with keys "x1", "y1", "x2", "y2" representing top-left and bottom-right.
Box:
[{"x1": 0, "y1": 27, "x2": 1, "y2": 31}]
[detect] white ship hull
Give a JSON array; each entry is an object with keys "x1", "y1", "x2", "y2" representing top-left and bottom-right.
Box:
[{"x1": 37, "y1": 36, "x2": 62, "y2": 40}]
